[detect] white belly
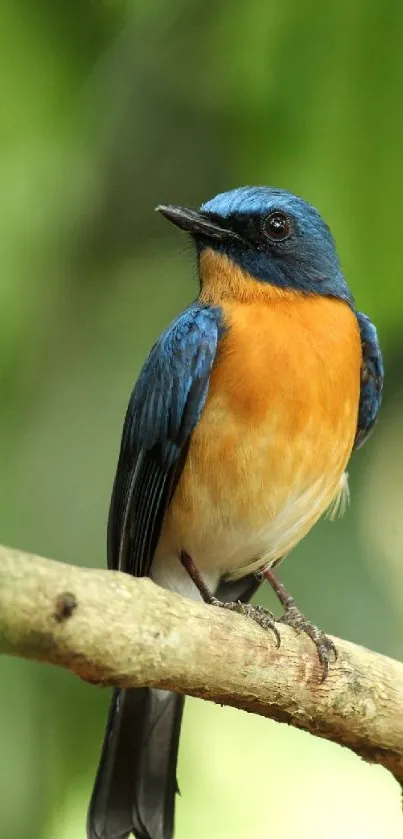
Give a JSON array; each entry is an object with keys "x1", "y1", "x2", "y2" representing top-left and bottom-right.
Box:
[{"x1": 151, "y1": 471, "x2": 348, "y2": 599}]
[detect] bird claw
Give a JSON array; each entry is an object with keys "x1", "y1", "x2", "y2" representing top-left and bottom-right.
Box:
[
  {"x1": 210, "y1": 598, "x2": 281, "y2": 648},
  {"x1": 278, "y1": 603, "x2": 337, "y2": 680},
  {"x1": 211, "y1": 596, "x2": 336, "y2": 679}
]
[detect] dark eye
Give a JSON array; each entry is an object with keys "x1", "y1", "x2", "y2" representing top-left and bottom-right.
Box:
[{"x1": 263, "y1": 211, "x2": 291, "y2": 242}]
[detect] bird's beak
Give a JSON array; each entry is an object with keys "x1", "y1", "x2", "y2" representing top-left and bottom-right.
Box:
[{"x1": 156, "y1": 204, "x2": 240, "y2": 242}]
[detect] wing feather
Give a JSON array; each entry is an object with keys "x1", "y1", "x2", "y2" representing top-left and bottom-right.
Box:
[
  {"x1": 107, "y1": 304, "x2": 223, "y2": 578},
  {"x1": 354, "y1": 310, "x2": 384, "y2": 451}
]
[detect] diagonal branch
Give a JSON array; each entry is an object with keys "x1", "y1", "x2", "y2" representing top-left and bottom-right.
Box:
[{"x1": 1, "y1": 544, "x2": 403, "y2": 790}]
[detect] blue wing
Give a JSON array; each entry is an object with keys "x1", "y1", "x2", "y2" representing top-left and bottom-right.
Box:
[
  {"x1": 107, "y1": 304, "x2": 223, "y2": 578},
  {"x1": 354, "y1": 311, "x2": 384, "y2": 451}
]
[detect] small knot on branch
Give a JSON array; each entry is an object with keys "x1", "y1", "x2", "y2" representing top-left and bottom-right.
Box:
[{"x1": 54, "y1": 591, "x2": 77, "y2": 623}]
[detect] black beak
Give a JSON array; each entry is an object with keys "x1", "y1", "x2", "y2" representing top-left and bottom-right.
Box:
[{"x1": 156, "y1": 204, "x2": 240, "y2": 242}]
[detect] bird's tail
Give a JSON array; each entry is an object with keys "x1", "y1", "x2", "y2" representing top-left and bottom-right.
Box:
[
  {"x1": 87, "y1": 571, "x2": 260, "y2": 839},
  {"x1": 87, "y1": 687, "x2": 184, "y2": 839}
]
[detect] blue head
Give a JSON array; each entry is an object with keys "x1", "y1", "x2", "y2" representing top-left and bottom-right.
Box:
[{"x1": 157, "y1": 186, "x2": 353, "y2": 304}]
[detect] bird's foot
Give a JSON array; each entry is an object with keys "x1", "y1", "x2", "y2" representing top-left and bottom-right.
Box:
[
  {"x1": 179, "y1": 551, "x2": 335, "y2": 675},
  {"x1": 279, "y1": 604, "x2": 337, "y2": 680},
  {"x1": 210, "y1": 598, "x2": 281, "y2": 648},
  {"x1": 264, "y1": 569, "x2": 337, "y2": 680}
]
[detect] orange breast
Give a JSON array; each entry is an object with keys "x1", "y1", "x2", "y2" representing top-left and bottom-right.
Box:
[{"x1": 157, "y1": 267, "x2": 362, "y2": 580}]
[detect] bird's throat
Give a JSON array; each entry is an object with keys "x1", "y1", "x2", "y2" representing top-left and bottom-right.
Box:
[{"x1": 198, "y1": 247, "x2": 299, "y2": 305}]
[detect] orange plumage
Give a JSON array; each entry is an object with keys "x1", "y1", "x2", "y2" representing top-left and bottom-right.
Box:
[{"x1": 153, "y1": 250, "x2": 362, "y2": 589}]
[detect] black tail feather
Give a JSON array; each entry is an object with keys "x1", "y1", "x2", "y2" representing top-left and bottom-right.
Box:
[
  {"x1": 87, "y1": 572, "x2": 261, "y2": 839},
  {"x1": 87, "y1": 688, "x2": 184, "y2": 839}
]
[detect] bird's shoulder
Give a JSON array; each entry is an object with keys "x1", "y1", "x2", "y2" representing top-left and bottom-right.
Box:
[{"x1": 122, "y1": 303, "x2": 224, "y2": 466}]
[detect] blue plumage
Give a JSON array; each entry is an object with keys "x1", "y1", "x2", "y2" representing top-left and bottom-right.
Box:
[
  {"x1": 354, "y1": 311, "x2": 384, "y2": 450},
  {"x1": 126, "y1": 304, "x2": 222, "y2": 468},
  {"x1": 202, "y1": 186, "x2": 329, "y2": 227},
  {"x1": 107, "y1": 304, "x2": 222, "y2": 580},
  {"x1": 201, "y1": 186, "x2": 353, "y2": 303}
]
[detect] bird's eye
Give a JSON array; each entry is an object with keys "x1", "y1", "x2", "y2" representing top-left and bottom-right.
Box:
[{"x1": 263, "y1": 211, "x2": 291, "y2": 242}]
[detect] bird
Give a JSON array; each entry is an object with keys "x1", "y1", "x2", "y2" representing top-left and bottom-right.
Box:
[{"x1": 87, "y1": 186, "x2": 383, "y2": 839}]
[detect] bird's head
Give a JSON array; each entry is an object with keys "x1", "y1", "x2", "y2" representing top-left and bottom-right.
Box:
[{"x1": 156, "y1": 186, "x2": 353, "y2": 305}]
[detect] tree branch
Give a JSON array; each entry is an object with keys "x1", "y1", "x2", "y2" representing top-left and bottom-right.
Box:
[{"x1": 1, "y1": 544, "x2": 403, "y2": 789}]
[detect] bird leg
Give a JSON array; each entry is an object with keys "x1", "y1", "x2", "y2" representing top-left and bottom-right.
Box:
[
  {"x1": 179, "y1": 551, "x2": 280, "y2": 647},
  {"x1": 264, "y1": 569, "x2": 337, "y2": 680},
  {"x1": 179, "y1": 550, "x2": 216, "y2": 604}
]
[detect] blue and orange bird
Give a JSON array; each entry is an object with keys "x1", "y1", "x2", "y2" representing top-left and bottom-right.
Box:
[{"x1": 87, "y1": 187, "x2": 383, "y2": 839}]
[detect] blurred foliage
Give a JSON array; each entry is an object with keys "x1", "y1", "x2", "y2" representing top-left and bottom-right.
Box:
[{"x1": 0, "y1": 1, "x2": 403, "y2": 838}]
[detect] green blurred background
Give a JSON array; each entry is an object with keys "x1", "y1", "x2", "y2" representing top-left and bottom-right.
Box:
[{"x1": 1, "y1": 1, "x2": 403, "y2": 837}]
